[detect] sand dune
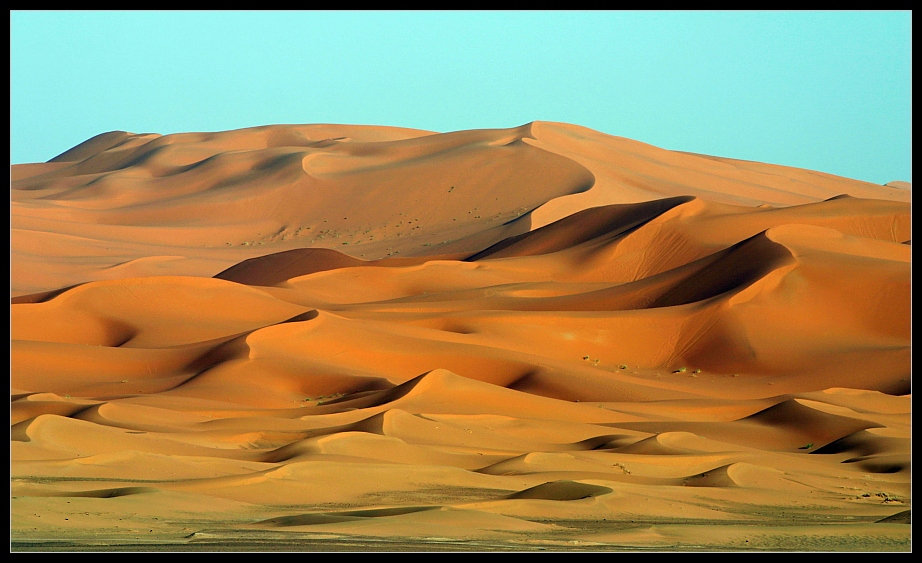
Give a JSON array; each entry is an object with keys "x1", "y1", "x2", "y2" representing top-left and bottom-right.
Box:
[{"x1": 11, "y1": 122, "x2": 910, "y2": 551}]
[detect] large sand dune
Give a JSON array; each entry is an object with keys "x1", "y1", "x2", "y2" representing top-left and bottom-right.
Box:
[{"x1": 11, "y1": 122, "x2": 910, "y2": 551}]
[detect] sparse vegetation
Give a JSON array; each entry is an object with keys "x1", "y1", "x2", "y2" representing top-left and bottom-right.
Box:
[{"x1": 301, "y1": 392, "x2": 347, "y2": 404}]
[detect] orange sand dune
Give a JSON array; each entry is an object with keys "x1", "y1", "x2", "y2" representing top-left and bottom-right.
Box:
[{"x1": 11, "y1": 123, "x2": 910, "y2": 551}]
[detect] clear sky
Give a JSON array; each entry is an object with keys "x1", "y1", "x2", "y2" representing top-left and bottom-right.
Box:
[{"x1": 10, "y1": 10, "x2": 912, "y2": 184}]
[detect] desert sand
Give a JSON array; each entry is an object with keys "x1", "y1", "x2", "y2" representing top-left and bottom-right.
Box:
[{"x1": 10, "y1": 122, "x2": 911, "y2": 551}]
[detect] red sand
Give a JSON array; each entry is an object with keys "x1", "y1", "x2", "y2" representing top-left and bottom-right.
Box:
[{"x1": 11, "y1": 122, "x2": 910, "y2": 551}]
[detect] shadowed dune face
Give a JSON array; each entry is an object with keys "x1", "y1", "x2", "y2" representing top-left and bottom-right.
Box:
[{"x1": 10, "y1": 123, "x2": 911, "y2": 550}]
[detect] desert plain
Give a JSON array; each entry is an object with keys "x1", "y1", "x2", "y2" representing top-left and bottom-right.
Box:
[{"x1": 10, "y1": 122, "x2": 911, "y2": 551}]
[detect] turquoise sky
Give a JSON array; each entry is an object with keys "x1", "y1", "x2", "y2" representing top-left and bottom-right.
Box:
[{"x1": 10, "y1": 10, "x2": 912, "y2": 184}]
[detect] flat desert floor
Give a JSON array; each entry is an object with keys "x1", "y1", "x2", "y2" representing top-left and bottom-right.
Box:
[{"x1": 11, "y1": 122, "x2": 911, "y2": 551}]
